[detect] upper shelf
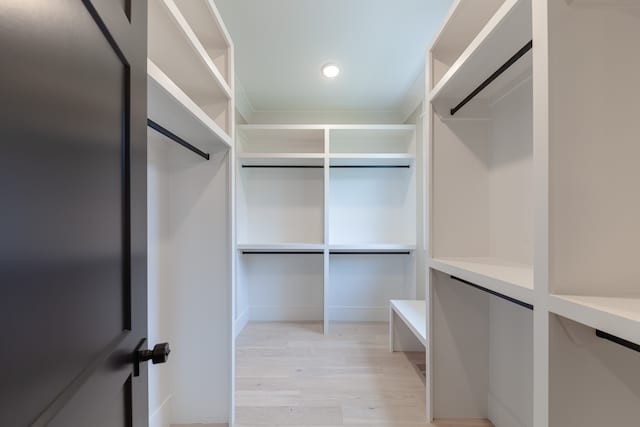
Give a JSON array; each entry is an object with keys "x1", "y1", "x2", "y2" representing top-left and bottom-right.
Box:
[
  {"x1": 329, "y1": 154, "x2": 415, "y2": 167},
  {"x1": 148, "y1": 59, "x2": 231, "y2": 151},
  {"x1": 237, "y1": 243, "x2": 325, "y2": 253},
  {"x1": 430, "y1": 0, "x2": 532, "y2": 118},
  {"x1": 238, "y1": 153, "x2": 324, "y2": 167},
  {"x1": 148, "y1": 0, "x2": 232, "y2": 134},
  {"x1": 549, "y1": 294, "x2": 640, "y2": 346},
  {"x1": 429, "y1": 257, "x2": 533, "y2": 305},
  {"x1": 237, "y1": 127, "x2": 325, "y2": 155},
  {"x1": 173, "y1": 0, "x2": 233, "y2": 87}
]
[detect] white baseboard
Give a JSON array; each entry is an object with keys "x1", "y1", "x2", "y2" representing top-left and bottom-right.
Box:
[
  {"x1": 150, "y1": 394, "x2": 172, "y2": 427},
  {"x1": 249, "y1": 305, "x2": 323, "y2": 321},
  {"x1": 235, "y1": 308, "x2": 250, "y2": 337},
  {"x1": 488, "y1": 393, "x2": 528, "y2": 427},
  {"x1": 328, "y1": 306, "x2": 389, "y2": 321}
]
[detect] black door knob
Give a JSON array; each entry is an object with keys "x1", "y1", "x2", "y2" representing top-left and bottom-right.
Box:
[{"x1": 138, "y1": 342, "x2": 170, "y2": 365}]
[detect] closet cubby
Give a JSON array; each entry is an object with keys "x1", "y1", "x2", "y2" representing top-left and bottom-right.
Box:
[
  {"x1": 430, "y1": 271, "x2": 533, "y2": 427},
  {"x1": 328, "y1": 253, "x2": 416, "y2": 322},
  {"x1": 329, "y1": 127, "x2": 416, "y2": 166},
  {"x1": 147, "y1": 0, "x2": 233, "y2": 144},
  {"x1": 428, "y1": 0, "x2": 533, "y2": 303},
  {"x1": 430, "y1": 0, "x2": 510, "y2": 88},
  {"x1": 236, "y1": 166, "x2": 324, "y2": 246},
  {"x1": 329, "y1": 166, "x2": 416, "y2": 246},
  {"x1": 544, "y1": 0, "x2": 640, "y2": 349},
  {"x1": 173, "y1": 0, "x2": 232, "y2": 86},
  {"x1": 236, "y1": 253, "x2": 324, "y2": 324},
  {"x1": 549, "y1": 314, "x2": 640, "y2": 427},
  {"x1": 235, "y1": 125, "x2": 418, "y2": 334},
  {"x1": 237, "y1": 126, "x2": 325, "y2": 166}
]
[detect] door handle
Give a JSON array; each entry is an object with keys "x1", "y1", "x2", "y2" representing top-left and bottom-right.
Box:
[
  {"x1": 134, "y1": 340, "x2": 170, "y2": 376},
  {"x1": 138, "y1": 343, "x2": 171, "y2": 365}
]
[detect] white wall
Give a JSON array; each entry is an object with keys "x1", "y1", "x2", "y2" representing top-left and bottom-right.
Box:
[
  {"x1": 329, "y1": 254, "x2": 415, "y2": 321},
  {"x1": 147, "y1": 132, "x2": 232, "y2": 425},
  {"x1": 244, "y1": 253, "x2": 324, "y2": 321},
  {"x1": 488, "y1": 298, "x2": 533, "y2": 427}
]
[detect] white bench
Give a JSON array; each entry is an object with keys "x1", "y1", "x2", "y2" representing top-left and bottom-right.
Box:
[{"x1": 389, "y1": 300, "x2": 426, "y2": 352}]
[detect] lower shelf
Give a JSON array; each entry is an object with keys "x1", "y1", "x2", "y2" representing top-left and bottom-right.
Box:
[
  {"x1": 390, "y1": 299, "x2": 426, "y2": 346},
  {"x1": 429, "y1": 257, "x2": 533, "y2": 305},
  {"x1": 237, "y1": 243, "x2": 324, "y2": 253},
  {"x1": 549, "y1": 294, "x2": 640, "y2": 346}
]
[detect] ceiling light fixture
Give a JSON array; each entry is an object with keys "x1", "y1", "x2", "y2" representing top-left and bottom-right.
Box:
[{"x1": 322, "y1": 63, "x2": 340, "y2": 78}]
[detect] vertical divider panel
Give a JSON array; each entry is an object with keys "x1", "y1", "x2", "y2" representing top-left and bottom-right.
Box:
[
  {"x1": 532, "y1": 0, "x2": 550, "y2": 425},
  {"x1": 228, "y1": 53, "x2": 236, "y2": 422},
  {"x1": 323, "y1": 128, "x2": 330, "y2": 335}
]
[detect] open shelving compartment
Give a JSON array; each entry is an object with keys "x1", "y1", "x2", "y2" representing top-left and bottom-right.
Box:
[
  {"x1": 237, "y1": 126, "x2": 326, "y2": 166},
  {"x1": 544, "y1": 2, "x2": 640, "y2": 426},
  {"x1": 327, "y1": 126, "x2": 418, "y2": 327},
  {"x1": 146, "y1": 0, "x2": 235, "y2": 423},
  {"x1": 430, "y1": 269, "x2": 533, "y2": 427},
  {"x1": 427, "y1": 1, "x2": 534, "y2": 426},
  {"x1": 429, "y1": 0, "x2": 533, "y2": 306},
  {"x1": 147, "y1": 0, "x2": 233, "y2": 153},
  {"x1": 235, "y1": 126, "x2": 326, "y2": 332}
]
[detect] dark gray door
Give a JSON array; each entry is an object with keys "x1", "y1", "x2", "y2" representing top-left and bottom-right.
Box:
[{"x1": 0, "y1": 0, "x2": 149, "y2": 425}]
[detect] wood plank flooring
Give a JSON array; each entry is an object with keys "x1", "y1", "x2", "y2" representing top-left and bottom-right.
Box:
[{"x1": 235, "y1": 322, "x2": 492, "y2": 427}]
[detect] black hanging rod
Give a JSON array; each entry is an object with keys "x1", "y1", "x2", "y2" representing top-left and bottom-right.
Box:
[
  {"x1": 330, "y1": 165, "x2": 410, "y2": 169},
  {"x1": 242, "y1": 251, "x2": 323, "y2": 255},
  {"x1": 450, "y1": 40, "x2": 533, "y2": 116},
  {"x1": 450, "y1": 276, "x2": 533, "y2": 310},
  {"x1": 147, "y1": 119, "x2": 210, "y2": 160},
  {"x1": 241, "y1": 165, "x2": 323, "y2": 168},
  {"x1": 595, "y1": 330, "x2": 640, "y2": 353},
  {"x1": 331, "y1": 251, "x2": 411, "y2": 255}
]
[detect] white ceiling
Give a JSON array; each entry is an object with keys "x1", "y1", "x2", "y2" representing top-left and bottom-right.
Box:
[{"x1": 214, "y1": 0, "x2": 453, "y2": 115}]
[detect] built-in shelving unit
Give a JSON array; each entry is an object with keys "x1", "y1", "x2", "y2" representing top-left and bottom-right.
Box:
[
  {"x1": 146, "y1": 0, "x2": 235, "y2": 425},
  {"x1": 147, "y1": 0, "x2": 233, "y2": 153},
  {"x1": 235, "y1": 125, "x2": 417, "y2": 334},
  {"x1": 427, "y1": 1, "x2": 640, "y2": 426}
]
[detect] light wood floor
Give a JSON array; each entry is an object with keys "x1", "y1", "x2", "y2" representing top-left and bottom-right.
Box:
[{"x1": 235, "y1": 322, "x2": 492, "y2": 427}]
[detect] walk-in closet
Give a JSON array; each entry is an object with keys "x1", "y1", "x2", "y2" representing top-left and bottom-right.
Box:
[{"x1": 143, "y1": 0, "x2": 640, "y2": 426}]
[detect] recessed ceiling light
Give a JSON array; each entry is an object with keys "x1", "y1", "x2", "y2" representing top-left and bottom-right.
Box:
[{"x1": 322, "y1": 63, "x2": 340, "y2": 78}]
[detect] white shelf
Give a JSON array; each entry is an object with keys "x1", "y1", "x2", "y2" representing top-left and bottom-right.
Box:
[
  {"x1": 148, "y1": 0, "x2": 232, "y2": 135},
  {"x1": 173, "y1": 0, "x2": 232, "y2": 87},
  {"x1": 549, "y1": 295, "x2": 640, "y2": 346},
  {"x1": 329, "y1": 154, "x2": 415, "y2": 167},
  {"x1": 147, "y1": 59, "x2": 232, "y2": 150},
  {"x1": 237, "y1": 243, "x2": 324, "y2": 253},
  {"x1": 430, "y1": 0, "x2": 531, "y2": 117},
  {"x1": 329, "y1": 244, "x2": 415, "y2": 253},
  {"x1": 429, "y1": 257, "x2": 533, "y2": 304},
  {"x1": 390, "y1": 300, "x2": 427, "y2": 346},
  {"x1": 238, "y1": 153, "x2": 324, "y2": 167}
]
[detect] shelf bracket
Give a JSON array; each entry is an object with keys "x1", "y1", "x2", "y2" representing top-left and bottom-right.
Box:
[
  {"x1": 450, "y1": 40, "x2": 533, "y2": 116},
  {"x1": 147, "y1": 119, "x2": 210, "y2": 161},
  {"x1": 450, "y1": 276, "x2": 533, "y2": 310}
]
